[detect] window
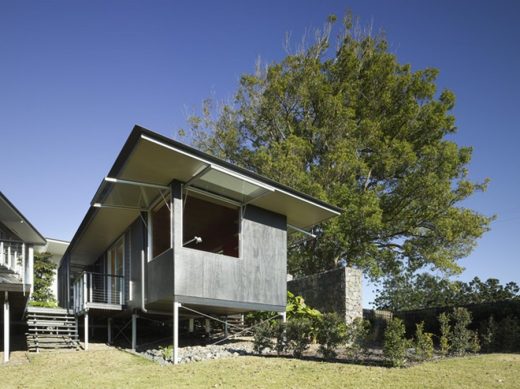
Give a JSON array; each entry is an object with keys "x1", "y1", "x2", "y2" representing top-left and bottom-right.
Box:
[
  {"x1": 152, "y1": 202, "x2": 171, "y2": 258},
  {"x1": 183, "y1": 192, "x2": 239, "y2": 258}
]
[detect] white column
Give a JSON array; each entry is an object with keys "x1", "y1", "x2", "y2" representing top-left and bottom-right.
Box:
[
  {"x1": 205, "y1": 318, "x2": 211, "y2": 334},
  {"x1": 280, "y1": 311, "x2": 287, "y2": 323},
  {"x1": 28, "y1": 247, "x2": 34, "y2": 294},
  {"x1": 3, "y1": 292, "x2": 9, "y2": 363},
  {"x1": 21, "y1": 244, "x2": 26, "y2": 294},
  {"x1": 84, "y1": 312, "x2": 89, "y2": 351},
  {"x1": 0, "y1": 242, "x2": 4, "y2": 266},
  {"x1": 131, "y1": 314, "x2": 137, "y2": 351},
  {"x1": 173, "y1": 301, "x2": 181, "y2": 365},
  {"x1": 188, "y1": 318, "x2": 194, "y2": 333},
  {"x1": 224, "y1": 317, "x2": 228, "y2": 338},
  {"x1": 83, "y1": 273, "x2": 88, "y2": 307},
  {"x1": 7, "y1": 246, "x2": 11, "y2": 269},
  {"x1": 107, "y1": 318, "x2": 112, "y2": 345}
]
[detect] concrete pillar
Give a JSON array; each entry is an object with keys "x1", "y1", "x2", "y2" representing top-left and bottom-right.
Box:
[
  {"x1": 205, "y1": 318, "x2": 211, "y2": 334},
  {"x1": 173, "y1": 301, "x2": 181, "y2": 365},
  {"x1": 84, "y1": 312, "x2": 89, "y2": 351},
  {"x1": 107, "y1": 318, "x2": 112, "y2": 345},
  {"x1": 188, "y1": 318, "x2": 194, "y2": 333},
  {"x1": 224, "y1": 318, "x2": 228, "y2": 338},
  {"x1": 131, "y1": 314, "x2": 137, "y2": 351},
  {"x1": 280, "y1": 311, "x2": 287, "y2": 323},
  {"x1": 3, "y1": 292, "x2": 9, "y2": 363}
]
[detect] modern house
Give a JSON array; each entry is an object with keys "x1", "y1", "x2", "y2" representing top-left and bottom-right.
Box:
[
  {"x1": 0, "y1": 192, "x2": 46, "y2": 363},
  {"x1": 57, "y1": 125, "x2": 341, "y2": 363}
]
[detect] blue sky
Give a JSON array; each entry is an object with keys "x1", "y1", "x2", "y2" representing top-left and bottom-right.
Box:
[{"x1": 1, "y1": 1, "x2": 518, "y2": 306}]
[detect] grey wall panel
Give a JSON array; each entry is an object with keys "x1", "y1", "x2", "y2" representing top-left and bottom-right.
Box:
[
  {"x1": 127, "y1": 217, "x2": 145, "y2": 309},
  {"x1": 147, "y1": 248, "x2": 174, "y2": 303}
]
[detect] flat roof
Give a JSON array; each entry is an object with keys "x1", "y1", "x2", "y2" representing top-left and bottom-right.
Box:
[
  {"x1": 65, "y1": 125, "x2": 342, "y2": 265},
  {"x1": 0, "y1": 192, "x2": 46, "y2": 245}
]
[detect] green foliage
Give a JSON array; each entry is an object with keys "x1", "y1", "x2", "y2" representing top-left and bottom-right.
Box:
[
  {"x1": 273, "y1": 322, "x2": 288, "y2": 355},
  {"x1": 286, "y1": 318, "x2": 313, "y2": 358},
  {"x1": 345, "y1": 318, "x2": 371, "y2": 358},
  {"x1": 438, "y1": 312, "x2": 450, "y2": 356},
  {"x1": 449, "y1": 307, "x2": 477, "y2": 356},
  {"x1": 286, "y1": 291, "x2": 322, "y2": 320},
  {"x1": 159, "y1": 345, "x2": 173, "y2": 361},
  {"x1": 414, "y1": 322, "x2": 434, "y2": 361},
  {"x1": 31, "y1": 252, "x2": 57, "y2": 304},
  {"x1": 384, "y1": 318, "x2": 409, "y2": 367},
  {"x1": 495, "y1": 316, "x2": 520, "y2": 353},
  {"x1": 479, "y1": 316, "x2": 497, "y2": 353},
  {"x1": 185, "y1": 11, "x2": 492, "y2": 280},
  {"x1": 253, "y1": 321, "x2": 275, "y2": 354},
  {"x1": 317, "y1": 313, "x2": 346, "y2": 359},
  {"x1": 375, "y1": 274, "x2": 519, "y2": 311}
]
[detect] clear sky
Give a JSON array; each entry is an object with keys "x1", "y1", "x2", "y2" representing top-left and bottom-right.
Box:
[{"x1": 1, "y1": 1, "x2": 518, "y2": 307}]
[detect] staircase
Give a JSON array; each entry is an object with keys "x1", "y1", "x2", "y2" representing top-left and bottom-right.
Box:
[{"x1": 25, "y1": 307, "x2": 80, "y2": 352}]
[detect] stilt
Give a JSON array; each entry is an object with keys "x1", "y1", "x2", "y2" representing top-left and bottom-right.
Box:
[
  {"x1": 3, "y1": 292, "x2": 9, "y2": 363},
  {"x1": 84, "y1": 311, "x2": 89, "y2": 351},
  {"x1": 107, "y1": 318, "x2": 112, "y2": 344},
  {"x1": 173, "y1": 301, "x2": 181, "y2": 365},
  {"x1": 224, "y1": 317, "x2": 228, "y2": 338},
  {"x1": 131, "y1": 314, "x2": 137, "y2": 351},
  {"x1": 188, "y1": 318, "x2": 194, "y2": 333},
  {"x1": 205, "y1": 318, "x2": 211, "y2": 334},
  {"x1": 280, "y1": 311, "x2": 287, "y2": 323}
]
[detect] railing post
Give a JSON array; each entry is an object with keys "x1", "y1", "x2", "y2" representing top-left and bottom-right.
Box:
[
  {"x1": 83, "y1": 272, "x2": 88, "y2": 308},
  {"x1": 21, "y1": 244, "x2": 26, "y2": 294},
  {"x1": 0, "y1": 241, "x2": 4, "y2": 266},
  {"x1": 89, "y1": 273, "x2": 93, "y2": 303},
  {"x1": 7, "y1": 246, "x2": 11, "y2": 270}
]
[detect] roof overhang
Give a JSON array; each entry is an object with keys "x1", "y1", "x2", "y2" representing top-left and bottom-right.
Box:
[
  {"x1": 36, "y1": 238, "x2": 70, "y2": 266},
  {"x1": 66, "y1": 126, "x2": 342, "y2": 265},
  {"x1": 0, "y1": 192, "x2": 46, "y2": 245}
]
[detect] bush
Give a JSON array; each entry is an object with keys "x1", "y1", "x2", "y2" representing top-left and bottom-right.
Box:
[
  {"x1": 345, "y1": 318, "x2": 371, "y2": 359},
  {"x1": 449, "y1": 307, "x2": 475, "y2": 356},
  {"x1": 479, "y1": 316, "x2": 497, "y2": 353},
  {"x1": 253, "y1": 321, "x2": 274, "y2": 354},
  {"x1": 384, "y1": 318, "x2": 409, "y2": 367},
  {"x1": 286, "y1": 317, "x2": 313, "y2": 358},
  {"x1": 414, "y1": 322, "x2": 434, "y2": 361},
  {"x1": 317, "y1": 313, "x2": 346, "y2": 359},
  {"x1": 438, "y1": 312, "x2": 450, "y2": 356},
  {"x1": 495, "y1": 316, "x2": 520, "y2": 353},
  {"x1": 273, "y1": 322, "x2": 288, "y2": 355},
  {"x1": 159, "y1": 345, "x2": 173, "y2": 361}
]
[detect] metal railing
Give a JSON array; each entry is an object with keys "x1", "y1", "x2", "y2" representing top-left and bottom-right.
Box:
[
  {"x1": 0, "y1": 240, "x2": 25, "y2": 281},
  {"x1": 72, "y1": 271, "x2": 124, "y2": 312}
]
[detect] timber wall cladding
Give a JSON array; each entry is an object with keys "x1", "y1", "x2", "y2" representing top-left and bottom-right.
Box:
[{"x1": 287, "y1": 267, "x2": 363, "y2": 323}]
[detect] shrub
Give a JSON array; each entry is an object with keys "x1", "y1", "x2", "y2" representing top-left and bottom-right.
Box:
[
  {"x1": 384, "y1": 318, "x2": 409, "y2": 367},
  {"x1": 253, "y1": 321, "x2": 274, "y2": 354},
  {"x1": 438, "y1": 312, "x2": 450, "y2": 356},
  {"x1": 414, "y1": 322, "x2": 434, "y2": 361},
  {"x1": 469, "y1": 331, "x2": 481, "y2": 354},
  {"x1": 345, "y1": 318, "x2": 371, "y2": 359},
  {"x1": 495, "y1": 316, "x2": 520, "y2": 353},
  {"x1": 479, "y1": 316, "x2": 497, "y2": 353},
  {"x1": 317, "y1": 313, "x2": 346, "y2": 359},
  {"x1": 286, "y1": 317, "x2": 313, "y2": 358},
  {"x1": 159, "y1": 345, "x2": 173, "y2": 361},
  {"x1": 449, "y1": 307, "x2": 474, "y2": 356}
]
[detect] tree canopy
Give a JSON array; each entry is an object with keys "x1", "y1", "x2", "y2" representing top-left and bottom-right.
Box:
[
  {"x1": 374, "y1": 273, "x2": 520, "y2": 311},
  {"x1": 184, "y1": 13, "x2": 492, "y2": 280}
]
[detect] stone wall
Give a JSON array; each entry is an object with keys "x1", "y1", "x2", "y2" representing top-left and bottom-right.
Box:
[{"x1": 287, "y1": 267, "x2": 362, "y2": 323}]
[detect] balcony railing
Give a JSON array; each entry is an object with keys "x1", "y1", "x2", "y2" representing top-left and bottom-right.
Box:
[
  {"x1": 0, "y1": 240, "x2": 25, "y2": 281},
  {"x1": 72, "y1": 271, "x2": 124, "y2": 312}
]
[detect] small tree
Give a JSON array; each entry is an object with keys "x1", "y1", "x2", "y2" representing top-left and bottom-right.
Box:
[
  {"x1": 345, "y1": 318, "x2": 371, "y2": 359},
  {"x1": 31, "y1": 252, "x2": 57, "y2": 306},
  {"x1": 384, "y1": 318, "x2": 409, "y2": 367},
  {"x1": 414, "y1": 322, "x2": 434, "y2": 361},
  {"x1": 449, "y1": 307, "x2": 475, "y2": 356},
  {"x1": 438, "y1": 312, "x2": 451, "y2": 356},
  {"x1": 317, "y1": 313, "x2": 346, "y2": 359},
  {"x1": 253, "y1": 321, "x2": 274, "y2": 354},
  {"x1": 479, "y1": 316, "x2": 497, "y2": 353},
  {"x1": 286, "y1": 318, "x2": 313, "y2": 358}
]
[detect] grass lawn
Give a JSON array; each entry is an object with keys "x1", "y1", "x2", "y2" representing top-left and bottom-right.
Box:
[{"x1": 1, "y1": 348, "x2": 519, "y2": 388}]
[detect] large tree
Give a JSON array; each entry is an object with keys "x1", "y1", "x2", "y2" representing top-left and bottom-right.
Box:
[{"x1": 184, "y1": 14, "x2": 492, "y2": 279}]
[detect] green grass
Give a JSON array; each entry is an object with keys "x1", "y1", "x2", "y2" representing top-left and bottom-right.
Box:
[{"x1": 1, "y1": 349, "x2": 519, "y2": 388}]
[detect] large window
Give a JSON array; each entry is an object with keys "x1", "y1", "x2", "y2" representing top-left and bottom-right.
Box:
[
  {"x1": 183, "y1": 192, "x2": 239, "y2": 258},
  {"x1": 152, "y1": 202, "x2": 171, "y2": 257}
]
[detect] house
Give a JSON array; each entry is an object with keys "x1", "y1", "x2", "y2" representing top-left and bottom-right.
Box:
[
  {"x1": 0, "y1": 192, "x2": 46, "y2": 363},
  {"x1": 57, "y1": 125, "x2": 341, "y2": 363}
]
